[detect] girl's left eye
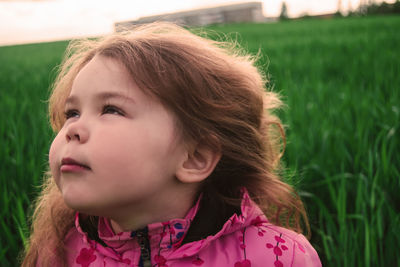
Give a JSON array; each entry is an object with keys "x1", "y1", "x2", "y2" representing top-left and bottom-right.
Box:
[{"x1": 102, "y1": 105, "x2": 124, "y2": 116}]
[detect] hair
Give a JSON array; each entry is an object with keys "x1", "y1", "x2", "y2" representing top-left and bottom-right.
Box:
[{"x1": 21, "y1": 22, "x2": 309, "y2": 266}]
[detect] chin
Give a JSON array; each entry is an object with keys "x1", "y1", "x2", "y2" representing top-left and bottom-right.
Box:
[
  {"x1": 63, "y1": 199, "x2": 112, "y2": 218},
  {"x1": 62, "y1": 195, "x2": 92, "y2": 213}
]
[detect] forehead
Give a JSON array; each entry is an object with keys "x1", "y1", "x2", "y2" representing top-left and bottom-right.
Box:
[{"x1": 69, "y1": 55, "x2": 138, "y2": 100}]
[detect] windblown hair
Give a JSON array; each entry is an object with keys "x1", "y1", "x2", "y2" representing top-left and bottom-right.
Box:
[{"x1": 21, "y1": 22, "x2": 309, "y2": 266}]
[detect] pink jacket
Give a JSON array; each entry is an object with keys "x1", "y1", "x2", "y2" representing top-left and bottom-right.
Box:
[{"x1": 63, "y1": 192, "x2": 321, "y2": 267}]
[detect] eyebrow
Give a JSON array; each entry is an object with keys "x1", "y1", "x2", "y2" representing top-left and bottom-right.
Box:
[{"x1": 65, "y1": 91, "x2": 136, "y2": 106}]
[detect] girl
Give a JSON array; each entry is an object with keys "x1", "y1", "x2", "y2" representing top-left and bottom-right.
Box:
[{"x1": 22, "y1": 22, "x2": 321, "y2": 267}]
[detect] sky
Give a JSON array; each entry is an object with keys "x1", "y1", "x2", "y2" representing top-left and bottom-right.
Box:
[{"x1": 0, "y1": 0, "x2": 394, "y2": 46}]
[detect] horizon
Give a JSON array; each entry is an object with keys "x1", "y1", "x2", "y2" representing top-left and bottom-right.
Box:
[{"x1": 0, "y1": 0, "x2": 395, "y2": 46}]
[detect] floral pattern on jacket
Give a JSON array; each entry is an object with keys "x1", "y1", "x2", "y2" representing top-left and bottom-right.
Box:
[{"x1": 61, "y1": 191, "x2": 322, "y2": 267}]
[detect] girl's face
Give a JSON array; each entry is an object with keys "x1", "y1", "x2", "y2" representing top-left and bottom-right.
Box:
[{"x1": 49, "y1": 55, "x2": 189, "y2": 219}]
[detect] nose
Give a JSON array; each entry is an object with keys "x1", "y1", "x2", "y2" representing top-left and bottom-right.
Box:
[{"x1": 65, "y1": 119, "x2": 89, "y2": 143}]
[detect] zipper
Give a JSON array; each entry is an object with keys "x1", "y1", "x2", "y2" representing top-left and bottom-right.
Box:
[{"x1": 136, "y1": 228, "x2": 151, "y2": 267}]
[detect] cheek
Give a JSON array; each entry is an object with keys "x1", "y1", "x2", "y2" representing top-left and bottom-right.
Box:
[
  {"x1": 93, "y1": 133, "x2": 143, "y2": 168},
  {"x1": 48, "y1": 133, "x2": 63, "y2": 178},
  {"x1": 92, "y1": 129, "x2": 169, "y2": 172}
]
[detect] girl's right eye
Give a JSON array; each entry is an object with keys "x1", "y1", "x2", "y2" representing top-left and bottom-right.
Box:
[{"x1": 64, "y1": 109, "x2": 80, "y2": 119}]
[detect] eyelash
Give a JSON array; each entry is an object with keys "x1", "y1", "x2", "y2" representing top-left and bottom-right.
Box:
[
  {"x1": 64, "y1": 105, "x2": 125, "y2": 119},
  {"x1": 64, "y1": 109, "x2": 79, "y2": 119},
  {"x1": 102, "y1": 105, "x2": 125, "y2": 116}
]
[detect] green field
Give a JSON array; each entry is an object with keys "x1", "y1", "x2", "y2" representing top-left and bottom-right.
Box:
[{"x1": 1, "y1": 15, "x2": 399, "y2": 266}]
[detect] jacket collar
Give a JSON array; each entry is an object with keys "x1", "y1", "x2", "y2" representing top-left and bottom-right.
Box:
[
  {"x1": 167, "y1": 189, "x2": 268, "y2": 259},
  {"x1": 74, "y1": 190, "x2": 268, "y2": 259}
]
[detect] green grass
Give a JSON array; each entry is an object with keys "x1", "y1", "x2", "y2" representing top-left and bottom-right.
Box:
[
  {"x1": 209, "y1": 16, "x2": 400, "y2": 266},
  {"x1": 1, "y1": 15, "x2": 399, "y2": 266},
  {"x1": 0, "y1": 41, "x2": 68, "y2": 265}
]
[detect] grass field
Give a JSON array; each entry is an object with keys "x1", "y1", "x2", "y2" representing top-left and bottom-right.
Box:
[{"x1": 1, "y1": 15, "x2": 399, "y2": 266}]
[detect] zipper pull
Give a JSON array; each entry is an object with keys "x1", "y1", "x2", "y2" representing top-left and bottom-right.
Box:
[{"x1": 136, "y1": 228, "x2": 151, "y2": 267}]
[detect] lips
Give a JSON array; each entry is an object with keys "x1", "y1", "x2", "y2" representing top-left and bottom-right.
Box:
[{"x1": 61, "y1": 157, "x2": 91, "y2": 170}]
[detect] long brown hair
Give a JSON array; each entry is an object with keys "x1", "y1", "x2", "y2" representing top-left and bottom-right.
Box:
[{"x1": 21, "y1": 22, "x2": 309, "y2": 266}]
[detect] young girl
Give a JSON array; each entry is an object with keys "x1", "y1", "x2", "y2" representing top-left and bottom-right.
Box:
[{"x1": 22, "y1": 22, "x2": 321, "y2": 267}]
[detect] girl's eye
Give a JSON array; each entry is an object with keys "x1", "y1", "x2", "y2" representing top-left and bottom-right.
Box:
[
  {"x1": 102, "y1": 105, "x2": 124, "y2": 116},
  {"x1": 64, "y1": 109, "x2": 79, "y2": 119}
]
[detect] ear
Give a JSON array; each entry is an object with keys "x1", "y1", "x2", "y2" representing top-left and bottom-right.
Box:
[{"x1": 176, "y1": 139, "x2": 221, "y2": 184}]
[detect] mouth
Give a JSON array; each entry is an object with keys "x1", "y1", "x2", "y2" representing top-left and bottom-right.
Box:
[{"x1": 61, "y1": 157, "x2": 91, "y2": 172}]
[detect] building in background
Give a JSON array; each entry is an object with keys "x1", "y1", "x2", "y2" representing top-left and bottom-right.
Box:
[{"x1": 115, "y1": 2, "x2": 270, "y2": 31}]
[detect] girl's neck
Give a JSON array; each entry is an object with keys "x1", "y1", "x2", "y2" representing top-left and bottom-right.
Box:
[{"x1": 108, "y1": 187, "x2": 198, "y2": 234}]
